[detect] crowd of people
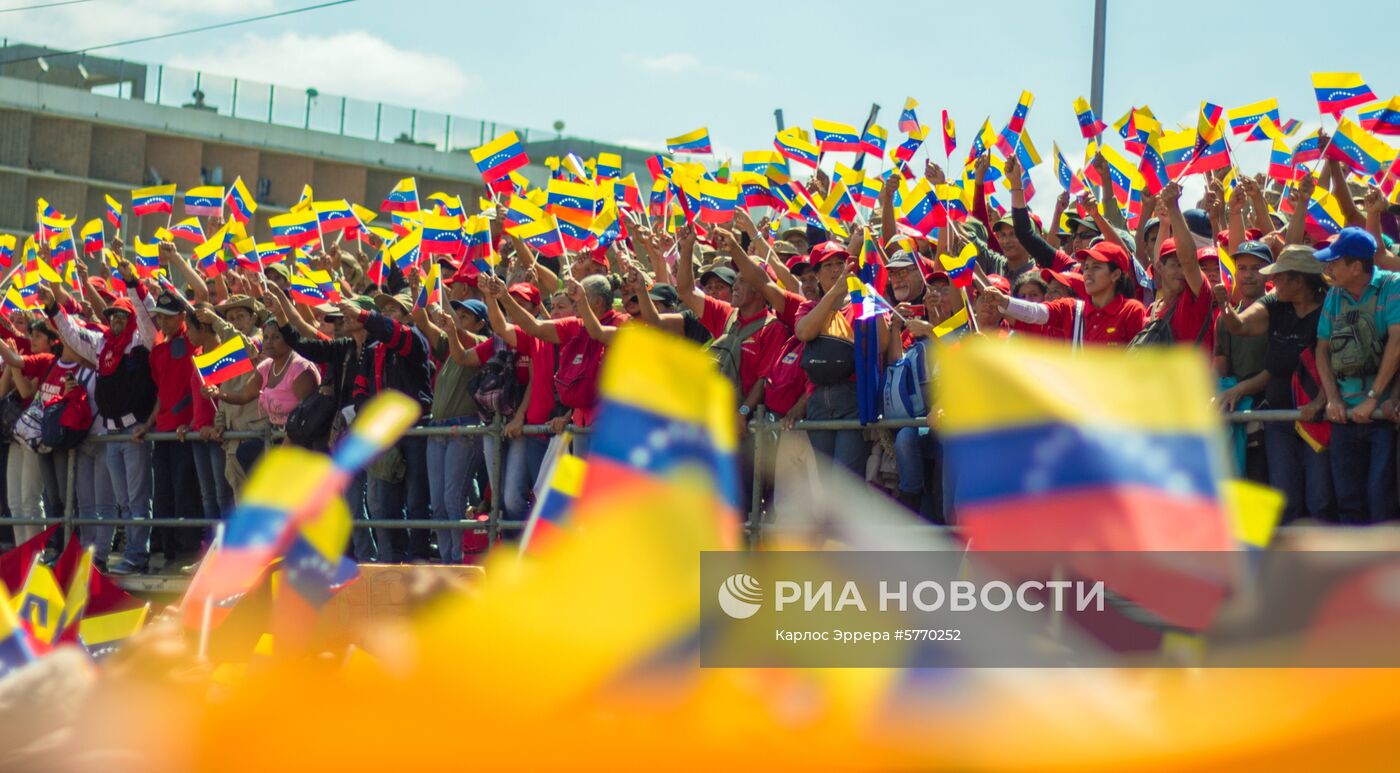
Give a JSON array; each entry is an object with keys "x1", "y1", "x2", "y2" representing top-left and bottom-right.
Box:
[{"x1": 1, "y1": 143, "x2": 1398, "y2": 573}]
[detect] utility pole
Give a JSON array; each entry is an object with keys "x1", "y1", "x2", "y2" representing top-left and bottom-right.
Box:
[{"x1": 1090, "y1": 0, "x2": 1107, "y2": 116}]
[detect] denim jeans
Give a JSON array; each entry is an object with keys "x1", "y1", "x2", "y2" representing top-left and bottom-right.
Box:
[
  {"x1": 1263, "y1": 422, "x2": 1334, "y2": 523},
  {"x1": 426, "y1": 417, "x2": 484, "y2": 563},
  {"x1": 69, "y1": 439, "x2": 118, "y2": 565},
  {"x1": 368, "y1": 434, "x2": 431, "y2": 562},
  {"x1": 482, "y1": 434, "x2": 529, "y2": 520},
  {"x1": 7, "y1": 441, "x2": 44, "y2": 544},
  {"x1": 104, "y1": 425, "x2": 152, "y2": 565},
  {"x1": 1328, "y1": 421, "x2": 1397, "y2": 524},
  {"x1": 894, "y1": 426, "x2": 938, "y2": 517},
  {"x1": 806, "y1": 382, "x2": 868, "y2": 475},
  {"x1": 190, "y1": 439, "x2": 234, "y2": 520},
  {"x1": 152, "y1": 440, "x2": 202, "y2": 559},
  {"x1": 346, "y1": 470, "x2": 377, "y2": 563}
]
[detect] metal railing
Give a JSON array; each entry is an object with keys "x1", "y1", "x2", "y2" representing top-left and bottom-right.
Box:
[{"x1": 2, "y1": 407, "x2": 1310, "y2": 556}]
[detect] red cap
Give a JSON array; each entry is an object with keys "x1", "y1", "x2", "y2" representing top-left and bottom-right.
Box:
[
  {"x1": 807, "y1": 241, "x2": 851, "y2": 268},
  {"x1": 1040, "y1": 268, "x2": 1088, "y2": 300},
  {"x1": 986, "y1": 274, "x2": 1011, "y2": 293},
  {"x1": 446, "y1": 261, "x2": 480, "y2": 287},
  {"x1": 1196, "y1": 246, "x2": 1221, "y2": 265},
  {"x1": 1157, "y1": 237, "x2": 1179, "y2": 259},
  {"x1": 103, "y1": 297, "x2": 135, "y2": 318},
  {"x1": 588, "y1": 248, "x2": 609, "y2": 268},
  {"x1": 925, "y1": 269, "x2": 950, "y2": 284},
  {"x1": 508, "y1": 282, "x2": 541, "y2": 308},
  {"x1": 1215, "y1": 228, "x2": 1230, "y2": 249},
  {"x1": 1075, "y1": 242, "x2": 1133, "y2": 276},
  {"x1": 784, "y1": 254, "x2": 810, "y2": 274}
]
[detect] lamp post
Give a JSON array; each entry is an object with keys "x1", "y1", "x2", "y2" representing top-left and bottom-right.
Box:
[{"x1": 1089, "y1": 0, "x2": 1107, "y2": 116}]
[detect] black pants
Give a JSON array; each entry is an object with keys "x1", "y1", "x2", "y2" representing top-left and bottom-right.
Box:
[{"x1": 152, "y1": 440, "x2": 203, "y2": 560}]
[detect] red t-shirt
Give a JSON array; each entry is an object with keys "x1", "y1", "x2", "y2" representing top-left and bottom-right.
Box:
[
  {"x1": 699, "y1": 296, "x2": 787, "y2": 398},
  {"x1": 552, "y1": 310, "x2": 629, "y2": 427},
  {"x1": 1040, "y1": 295, "x2": 1147, "y2": 345},
  {"x1": 20, "y1": 353, "x2": 57, "y2": 408},
  {"x1": 474, "y1": 325, "x2": 559, "y2": 425},
  {"x1": 189, "y1": 367, "x2": 216, "y2": 430},
  {"x1": 773, "y1": 289, "x2": 808, "y2": 332},
  {"x1": 1164, "y1": 278, "x2": 1217, "y2": 348},
  {"x1": 149, "y1": 331, "x2": 196, "y2": 431}
]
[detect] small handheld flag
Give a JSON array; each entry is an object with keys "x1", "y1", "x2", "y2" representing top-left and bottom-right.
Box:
[
  {"x1": 195, "y1": 337, "x2": 255, "y2": 386},
  {"x1": 666, "y1": 127, "x2": 713, "y2": 155}
]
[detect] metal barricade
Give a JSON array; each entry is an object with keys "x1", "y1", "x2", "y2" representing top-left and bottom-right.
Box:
[{"x1": 0, "y1": 408, "x2": 1319, "y2": 551}]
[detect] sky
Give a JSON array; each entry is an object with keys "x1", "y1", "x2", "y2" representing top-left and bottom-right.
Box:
[{"x1": 6, "y1": 0, "x2": 1399, "y2": 213}]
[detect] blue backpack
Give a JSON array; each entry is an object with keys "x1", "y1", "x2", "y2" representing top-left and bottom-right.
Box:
[{"x1": 882, "y1": 339, "x2": 931, "y2": 420}]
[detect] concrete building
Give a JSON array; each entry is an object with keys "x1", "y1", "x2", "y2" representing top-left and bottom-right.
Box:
[{"x1": 0, "y1": 42, "x2": 652, "y2": 247}]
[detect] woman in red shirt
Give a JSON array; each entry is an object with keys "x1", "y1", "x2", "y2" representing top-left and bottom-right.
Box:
[{"x1": 985, "y1": 241, "x2": 1148, "y2": 346}]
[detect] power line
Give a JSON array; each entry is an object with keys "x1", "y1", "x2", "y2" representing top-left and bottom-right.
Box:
[
  {"x1": 0, "y1": 0, "x2": 98, "y2": 13},
  {"x1": 0, "y1": 0, "x2": 358, "y2": 65}
]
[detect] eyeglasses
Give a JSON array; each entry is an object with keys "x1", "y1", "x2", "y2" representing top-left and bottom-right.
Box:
[{"x1": 1073, "y1": 231, "x2": 1097, "y2": 241}]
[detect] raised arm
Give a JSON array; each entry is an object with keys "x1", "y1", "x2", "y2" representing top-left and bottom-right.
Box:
[
  {"x1": 1162, "y1": 181, "x2": 1204, "y2": 295},
  {"x1": 161, "y1": 241, "x2": 210, "y2": 304},
  {"x1": 672, "y1": 224, "x2": 706, "y2": 316},
  {"x1": 1284, "y1": 177, "x2": 1313, "y2": 246},
  {"x1": 794, "y1": 264, "x2": 849, "y2": 342},
  {"x1": 492, "y1": 275, "x2": 560, "y2": 344},
  {"x1": 567, "y1": 278, "x2": 617, "y2": 344}
]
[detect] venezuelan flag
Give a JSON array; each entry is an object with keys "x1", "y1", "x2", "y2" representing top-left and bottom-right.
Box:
[
  {"x1": 1087, "y1": 146, "x2": 1143, "y2": 203},
  {"x1": 940, "y1": 243, "x2": 978, "y2": 289},
  {"x1": 742, "y1": 149, "x2": 784, "y2": 174},
  {"x1": 859, "y1": 123, "x2": 887, "y2": 157},
  {"x1": 381, "y1": 177, "x2": 420, "y2": 213},
  {"x1": 427, "y1": 192, "x2": 465, "y2": 221},
  {"x1": 1291, "y1": 129, "x2": 1323, "y2": 164},
  {"x1": 615, "y1": 173, "x2": 644, "y2": 212},
  {"x1": 0, "y1": 234, "x2": 14, "y2": 268},
  {"x1": 0, "y1": 583, "x2": 35, "y2": 678},
  {"x1": 130, "y1": 184, "x2": 175, "y2": 216},
  {"x1": 816, "y1": 180, "x2": 857, "y2": 225},
  {"x1": 898, "y1": 97, "x2": 920, "y2": 133},
  {"x1": 103, "y1": 194, "x2": 123, "y2": 228},
  {"x1": 193, "y1": 237, "x2": 228, "y2": 277},
  {"x1": 666, "y1": 126, "x2": 712, "y2": 155},
  {"x1": 1006, "y1": 90, "x2": 1034, "y2": 134},
  {"x1": 269, "y1": 209, "x2": 321, "y2": 248},
  {"x1": 546, "y1": 178, "x2": 600, "y2": 229},
  {"x1": 46, "y1": 228, "x2": 76, "y2": 265},
  {"x1": 941, "y1": 109, "x2": 956, "y2": 156},
  {"x1": 225, "y1": 176, "x2": 257, "y2": 224},
  {"x1": 415, "y1": 261, "x2": 443, "y2": 310},
  {"x1": 697, "y1": 180, "x2": 739, "y2": 224},
  {"x1": 329, "y1": 391, "x2": 420, "y2": 475},
  {"x1": 519, "y1": 450, "x2": 586, "y2": 552},
  {"x1": 1279, "y1": 117, "x2": 1301, "y2": 136},
  {"x1": 163, "y1": 217, "x2": 204, "y2": 245},
  {"x1": 504, "y1": 196, "x2": 545, "y2": 229},
  {"x1": 53, "y1": 546, "x2": 93, "y2": 642},
  {"x1": 184, "y1": 185, "x2": 225, "y2": 216},
  {"x1": 462, "y1": 214, "x2": 493, "y2": 262},
  {"x1": 470, "y1": 130, "x2": 528, "y2": 180},
  {"x1": 892, "y1": 125, "x2": 927, "y2": 163},
  {"x1": 1186, "y1": 120, "x2": 1231, "y2": 176},
  {"x1": 1268, "y1": 137, "x2": 1302, "y2": 182},
  {"x1": 292, "y1": 183, "x2": 315, "y2": 212},
  {"x1": 507, "y1": 216, "x2": 564, "y2": 258},
  {"x1": 77, "y1": 604, "x2": 149, "y2": 660},
  {"x1": 1326, "y1": 117, "x2": 1395, "y2": 176},
  {"x1": 898, "y1": 180, "x2": 945, "y2": 236},
  {"x1": 313, "y1": 199, "x2": 359, "y2": 232},
  {"x1": 1073, "y1": 96, "x2": 1106, "y2": 138},
  {"x1": 591, "y1": 199, "x2": 623, "y2": 249},
  {"x1": 1013, "y1": 130, "x2": 1042, "y2": 170},
  {"x1": 773, "y1": 127, "x2": 819, "y2": 169},
  {"x1": 575, "y1": 325, "x2": 741, "y2": 545},
  {"x1": 1226, "y1": 98, "x2": 1280, "y2": 136},
  {"x1": 967, "y1": 118, "x2": 994, "y2": 161},
  {"x1": 937, "y1": 336, "x2": 1232, "y2": 551},
  {"x1": 933, "y1": 307, "x2": 970, "y2": 339},
  {"x1": 11, "y1": 556, "x2": 66, "y2": 644},
  {"x1": 195, "y1": 336, "x2": 254, "y2": 386},
  {"x1": 1137, "y1": 135, "x2": 1169, "y2": 195},
  {"x1": 420, "y1": 211, "x2": 465, "y2": 257},
  {"x1": 1245, "y1": 115, "x2": 1284, "y2": 143},
  {"x1": 1312, "y1": 72, "x2": 1376, "y2": 115},
  {"x1": 1053, "y1": 142, "x2": 1075, "y2": 192},
  {"x1": 80, "y1": 217, "x2": 105, "y2": 253},
  {"x1": 132, "y1": 236, "x2": 162, "y2": 277},
  {"x1": 813, "y1": 118, "x2": 861, "y2": 153},
  {"x1": 595, "y1": 152, "x2": 622, "y2": 180},
  {"x1": 255, "y1": 242, "x2": 290, "y2": 266},
  {"x1": 734, "y1": 172, "x2": 779, "y2": 209}
]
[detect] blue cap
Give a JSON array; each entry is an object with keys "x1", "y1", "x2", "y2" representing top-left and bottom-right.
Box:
[
  {"x1": 1314, "y1": 227, "x2": 1378, "y2": 263},
  {"x1": 1182, "y1": 208, "x2": 1213, "y2": 240},
  {"x1": 1232, "y1": 240, "x2": 1274, "y2": 264},
  {"x1": 451, "y1": 298, "x2": 489, "y2": 319}
]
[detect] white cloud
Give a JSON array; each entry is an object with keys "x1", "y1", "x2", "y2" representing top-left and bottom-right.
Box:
[
  {"x1": 9, "y1": 0, "x2": 277, "y2": 49},
  {"x1": 168, "y1": 31, "x2": 477, "y2": 114}
]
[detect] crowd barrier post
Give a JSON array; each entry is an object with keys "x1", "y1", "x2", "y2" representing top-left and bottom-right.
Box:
[
  {"x1": 487, "y1": 414, "x2": 505, "y2": 544},
  {"x1": 747, "y1": 412, "x2": 766, "y2": 547},
  {"x1": 63, "y1": 446, "x2": 76, "y2": 546}
]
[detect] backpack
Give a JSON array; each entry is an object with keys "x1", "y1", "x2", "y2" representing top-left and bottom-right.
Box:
[
  {"x1": 882, "y1": 339, "x2": 931, "y2": 420},
  {"x1": 284, "y1": 390, "x2": 338, "y2": 450},
  {"x1": 40, "y1": 388, "x2": 91, "y2": 452},
  {"x1": 94, "y1": 345, "x2": 155, "y2": 423},
  {"x1": 469, "y1": 341, "x2": 524, "y2": 420},
  {"x1": 708, "y1": 310, "x2": 772, "y2": 387},
  {"x1": 1328, "y1": 290, "x2": 1384, "y2": 380},
  {"x1": 554, "y1": 331, "x2": 604, "y2": 410},
  {"x1": 1130, "y1": 292, "x2": 1211, "y2": 349},
  {"x1": 762, "y1": 338, "x2": 809, "y2": 416}
]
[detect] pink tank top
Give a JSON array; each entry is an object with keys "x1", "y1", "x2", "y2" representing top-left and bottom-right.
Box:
[{"x1": 257, "y1": 353, "x2": 320, "y2": 427}]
